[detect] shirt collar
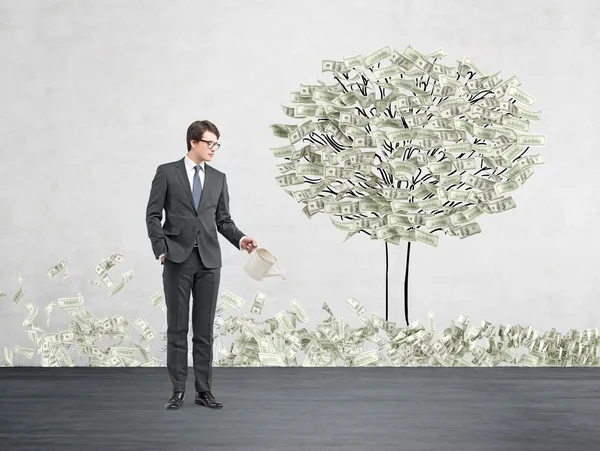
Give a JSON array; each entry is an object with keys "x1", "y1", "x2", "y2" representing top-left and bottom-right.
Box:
[{"x1": 185, "y1": 154, "x2": 205, "y2": 171}]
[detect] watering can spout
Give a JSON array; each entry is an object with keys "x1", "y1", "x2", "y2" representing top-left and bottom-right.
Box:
[
  {"x1": 266, "y1": 266, "x2": 286, "y2": 279},
  {"x1": 264, "y1": 267, "x2": 278, "y2": 277}
]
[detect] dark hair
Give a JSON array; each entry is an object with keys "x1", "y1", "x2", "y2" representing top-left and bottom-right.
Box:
[{"x1": 186, "y1": 120, "x2": 220, "y2": 151}]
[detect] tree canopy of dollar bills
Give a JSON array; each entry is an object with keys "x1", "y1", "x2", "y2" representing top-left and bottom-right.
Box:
[{"x1": 269, "y1": 45, "x2": 546, "y2": 326}]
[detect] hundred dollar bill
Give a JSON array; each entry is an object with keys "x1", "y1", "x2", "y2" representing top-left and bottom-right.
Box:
[
  {"x1": 270, "y1": 124, "x2": 297, "y2": 138},
  {"x1": 134, "y1": 317, "x2": 156, "y2": 341},
  {"x1": 250, "y1": 291, "x2": 267, "y2": 315},
  {"x1": 14, "y1": 345, "x2": 35, "y2": 360},
  {"x1": 344, "y1": 54, "x2": 365, "y2": 70},
  {"x1": 290, "y1": 299, "x2": 310, "y2": 323},
  {"x1": 298, "y1": 104, "x2": 322, "y2": 117},
  {"x1": 4, "y1": 347, "x2": 14, "y2": 366},
  {"x1": 150, "y1": 292, "x2": 165, "y2": 308},
  {"x1": 275, "y1": 174, "x2": 304, "y2": 187},
  {"x1": 288, "y1": 120, "x2": 316, "y2": 144},
  {"x1": 352, "y1": 349, "x2": 379, "y2": 367},
  {"x1": 427, "y1": 311, "x2": 436, "y2": 331},
  {"x1": 330, "y1": 217, "x2": 356, "y2": 232},
  {"x1": 270, "y1": 144, "x2": 295, "y2": 158},
  {"x1": 258, "y1": 352, "x2": 284, "y2": 366},
  {"x1": 501, "y1": 115, "x2": 530, "y2": 132},
  {"x1": 57, "y1": 293, "x2": 84, "y2": 309},
  {"x1": 345, "y1": 297, "x2": 366, "y2": 316},
  {"x1": 108, "y1": 270, "x2": 134, "y2": 298},
  {"x1": 505, "y1": 85, "x2": 535, "y2": 105},
  {"x1": 454, "y1": 222, "x2": 481, "y2": 239},
  {"x1": 486, "y1": 196, "x2": 516, "y2": 213},
  {"x1": 415, "y1": 229, "x2": 439, "y2": 247},
  {"x1": 362, "y1": 46, "x2": 393, "y2": 67},
  {"x1": 275, "y1": 311, "x2": 295, "y2": 332},
  {"x1": 102, "y1": 253, "x2": 124, "y2": 271},
  {"x1": 94, "y1": 263, "x2": 115, "y2": 288},
  {"x1": 45, "y1": 259, "x2": 68, "y2": 278},
  {"x1": 13, "y1": 286, "x2": 26, "y2": 306},
  {"x1": 281, "y1": 105, "x2": 295, "y2": 118},
  {"x1": 221, "y1": 289, "x2": 245, "y2": 310},
  {"x1": 22, "y1": 302, "x2": 38, "y2": 327},
  {"x1": 517, "y1": 134, "x2": 546, "y2": 146},
  {"x1": 322, "y1": 60, "x2": 347, "y2": 73}
]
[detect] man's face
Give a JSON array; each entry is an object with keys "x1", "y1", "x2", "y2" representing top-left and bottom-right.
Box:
[{"x1": 190, "y1": 132, "x2": 218, "y2": 163}]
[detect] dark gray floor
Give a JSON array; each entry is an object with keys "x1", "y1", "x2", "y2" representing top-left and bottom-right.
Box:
[{"x1": 0, "y1": 367, "x2": 598, "y2": 451}]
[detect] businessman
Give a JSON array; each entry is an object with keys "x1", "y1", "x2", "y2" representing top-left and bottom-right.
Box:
[{"x1": 146, "y1": 120, "x2": 258, "y2": 410}]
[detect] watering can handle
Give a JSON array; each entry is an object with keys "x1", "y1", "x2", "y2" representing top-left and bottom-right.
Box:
[{"x1": 250, "y1": 245, "x2": 286, "y2": 280}]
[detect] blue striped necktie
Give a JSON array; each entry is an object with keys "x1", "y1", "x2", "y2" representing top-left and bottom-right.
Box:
[{"x1": 193, "y1": 164, "x2": 203, "y2": 209}]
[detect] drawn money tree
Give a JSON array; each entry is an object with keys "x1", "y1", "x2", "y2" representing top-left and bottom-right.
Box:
[{"x1": 269, "y1": 45, "x2": 545, "y2": 326}]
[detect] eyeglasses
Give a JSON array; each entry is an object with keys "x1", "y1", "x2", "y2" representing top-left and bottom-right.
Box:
[{"x1": 198, "y1": 139, "x2": 221, "y2": 150}]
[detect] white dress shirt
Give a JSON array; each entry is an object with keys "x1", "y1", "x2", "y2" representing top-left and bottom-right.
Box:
[{"x1": 159, "y1": 155, "x2": 246, "y2": 262}]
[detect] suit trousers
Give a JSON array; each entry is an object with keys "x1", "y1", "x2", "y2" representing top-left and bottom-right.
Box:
[{"x1": 162, "y1": 246, "x2": 220, "y2": 393}]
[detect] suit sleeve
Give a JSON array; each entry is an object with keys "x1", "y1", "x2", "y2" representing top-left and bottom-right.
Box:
[
  {"x1": 216, "y1": 174, "x2": 246, "y2": 248},
  {"x1": 146, "y1": 165, "x2": 167, "y2": 259}
]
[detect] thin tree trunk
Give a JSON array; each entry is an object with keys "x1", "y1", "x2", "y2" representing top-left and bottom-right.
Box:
[
  {"x1": 385, "y1": 242, "x2": 389, "y2": 321},
  {"x1": 386, "y1": 240, "x2": 411, "y2": 325},
  {"x1": 404, "y1": 241, "x2": 411, "y2": 326}
]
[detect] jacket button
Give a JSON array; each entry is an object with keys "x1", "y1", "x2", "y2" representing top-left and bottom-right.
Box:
[{"x1": 194, "y1": 213, "x2": 198, "y2": 217}]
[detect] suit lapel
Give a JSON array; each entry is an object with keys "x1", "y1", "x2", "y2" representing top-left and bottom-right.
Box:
[{"x1": 175, "y1": 157, "x2": 213, "y2": 212}]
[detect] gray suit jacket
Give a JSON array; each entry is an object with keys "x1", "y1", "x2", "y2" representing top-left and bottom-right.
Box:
[{"x1": 145, "y1": 156, "x2": 246, "y2": 268}]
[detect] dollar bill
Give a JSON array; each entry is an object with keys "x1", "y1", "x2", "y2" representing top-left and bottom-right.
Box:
[
  {"x1": 250, "y1": 291, "x2": 267, "y2": 315},
  {"x1": 108, "y1": 270, "x2": 134, "y2": 298},
  {"x1": 221, "y1": 289, "x2": 246, "y2": 310},
  {"x1": 45, "y1": 260, "x2": 68, "y2": 278},
  {"x1": 134, "y1": 318, "x2": 156, "y2": 341}
]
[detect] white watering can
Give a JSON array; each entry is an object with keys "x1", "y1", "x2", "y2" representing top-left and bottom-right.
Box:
[{"x1": 244, "y1": 247, "x2": 286, "y2": 281}]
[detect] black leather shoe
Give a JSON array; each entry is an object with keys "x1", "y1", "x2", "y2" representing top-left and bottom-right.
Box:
[
  {"x1": 195, "y1": 391, "x2": 223, "y2": 409},
  {"x1": 165, "y1": 391, "x2": 184, "y2": 410}
]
